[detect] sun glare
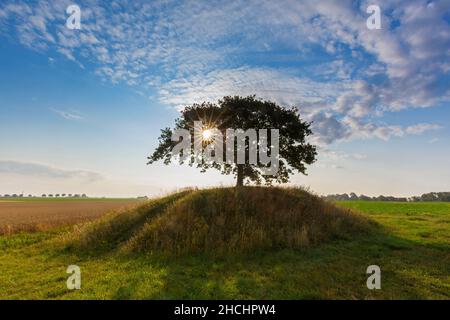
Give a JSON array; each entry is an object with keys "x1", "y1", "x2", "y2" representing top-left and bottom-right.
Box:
[{"x1": 202, "y1": 129, "x2": 213, "y2": 140}]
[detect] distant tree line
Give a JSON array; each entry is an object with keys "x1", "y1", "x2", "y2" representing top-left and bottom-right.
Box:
[
  {"x1": 1, "y1": 193, "x2": 88, "y2": 198},
  {"x1": 323, "y1": 192, "x2": 450, "y2": 202}
]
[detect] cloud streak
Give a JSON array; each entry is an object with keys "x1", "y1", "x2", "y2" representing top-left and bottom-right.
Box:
[
  {"x1": 0, "y1": 160, "x2": 103, "y2": 182},
  {"x1": 50, "y1": 108, "x2": 83, "y2": 120}
]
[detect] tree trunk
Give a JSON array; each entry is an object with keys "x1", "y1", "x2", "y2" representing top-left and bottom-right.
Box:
[{"x1": 236, "y1": 164, "x2": 244, "y2": 187}]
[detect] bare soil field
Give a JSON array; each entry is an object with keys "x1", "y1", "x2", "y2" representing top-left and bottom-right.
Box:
[{"x1": 0, "y1": 199, "x2": 139, "y2": 235}]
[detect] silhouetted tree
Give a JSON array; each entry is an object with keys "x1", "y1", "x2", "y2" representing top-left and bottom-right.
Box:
[{"x1": 148, "y1": 96, "x2": 317, "y2": 186}]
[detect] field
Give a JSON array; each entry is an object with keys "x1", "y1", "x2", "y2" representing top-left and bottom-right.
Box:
[
  {"x1": 0, "y1": 194, "x2": 448, "y2": 300},
  {"x1": 0, "y1": 198, "x2": 139, "y2": 235}
]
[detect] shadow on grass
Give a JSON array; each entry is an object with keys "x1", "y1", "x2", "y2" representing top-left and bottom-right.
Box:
[
  {"x1": 1, "y1": 223, "x2": 448, "y2": 299},
  {"x1": 104, "y1": 230, "x2": 449, "y2": 300}
]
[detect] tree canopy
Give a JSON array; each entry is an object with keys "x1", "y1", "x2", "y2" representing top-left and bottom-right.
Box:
[{"x1": 148, "y1": 95, "x2": 317, "y2": 186}]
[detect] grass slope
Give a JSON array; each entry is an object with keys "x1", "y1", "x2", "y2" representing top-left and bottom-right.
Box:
[
  {"x1": 64, "y1": 187, "x2": 372, "y2": 256},
  {"x1": 0, "y1": 188, "x2": 448, "y2": 299},
  {"x1": 124, "y1": 187, "x2": 372, "y2": 255}
]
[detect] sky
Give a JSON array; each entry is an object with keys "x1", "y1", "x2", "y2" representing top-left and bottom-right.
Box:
[{"x1": 0, "y1": 0, "x2": 449, "y2": 197}]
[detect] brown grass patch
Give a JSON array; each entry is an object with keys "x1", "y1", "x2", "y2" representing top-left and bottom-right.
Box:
[{"x1": 0, "y1": 200, "x2": 139, "y2": 235}]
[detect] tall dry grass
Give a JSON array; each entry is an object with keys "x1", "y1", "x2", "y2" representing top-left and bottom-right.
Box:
[
  {"x1": 63, "y1": 191, "x2": 192, "y2": 252},
  {"x1": 123, "y1": 187, "x2": 374, "y2": 255}
]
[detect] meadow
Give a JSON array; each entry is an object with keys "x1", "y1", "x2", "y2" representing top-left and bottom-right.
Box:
[{"x1": 0, "y1": 191, "x2": 448, "y2": 300}]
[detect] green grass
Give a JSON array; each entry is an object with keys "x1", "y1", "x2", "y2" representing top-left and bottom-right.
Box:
[
  {"x1": 337, "y1": 201, "x2": 450, "y2": 248},
  {"x1": 0, "y1": 196, "x2": 448, "y2": 300},
  {"x1": 337, "y1": 201, "x2": 450, "y2": 215}
]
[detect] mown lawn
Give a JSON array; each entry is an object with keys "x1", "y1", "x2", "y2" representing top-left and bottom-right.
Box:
[{"x1": 0, "y1": 201, "x2": 448, "y2": 299}]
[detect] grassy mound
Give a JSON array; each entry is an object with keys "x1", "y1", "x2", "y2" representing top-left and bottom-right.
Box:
[
  {"x1": 63, "y1": 191, "x2": 192, "y2": 253},
  {"x1": 66, "y1": 187, "x2": 374, "y2": 255}
]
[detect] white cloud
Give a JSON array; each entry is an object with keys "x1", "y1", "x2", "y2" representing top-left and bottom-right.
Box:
[
  {"x1": 0, "y1": 0, "x2": 448, "y2": 145},
  {"x1": 320, "y1": 149, "x2": 367, "y2": 161},
  {"x1": 158, "y1": 67, "x2": 349, "y2": 111},
  {"x1": 405, "y1": 123, "x2": 442, "y2": 135},
  {"x1": 0, "y1": 160, "x2": 103, "y2": 182},
  {"x1": 428, "y1": 137, "x2": 439, "y2": 144},
  {"x1": 342, "y1": 117, "x2": 442, "y2": 141},
  {"x1": 308, "y1": 113, "x2": 442, "y2": 146}
]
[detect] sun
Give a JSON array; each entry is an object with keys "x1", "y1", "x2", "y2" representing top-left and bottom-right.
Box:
[{"x1": 202, "y1": 129, "x2": 213, "y2": 140}]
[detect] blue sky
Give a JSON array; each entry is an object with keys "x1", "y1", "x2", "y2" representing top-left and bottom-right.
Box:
[{"x1": 0, "y1": 0, "x2": 449, "y2": 197}]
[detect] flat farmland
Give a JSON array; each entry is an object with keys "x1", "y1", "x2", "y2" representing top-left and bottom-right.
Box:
[{"x1": 0, "y1": 198, "x2": 140, "y2": 235}]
